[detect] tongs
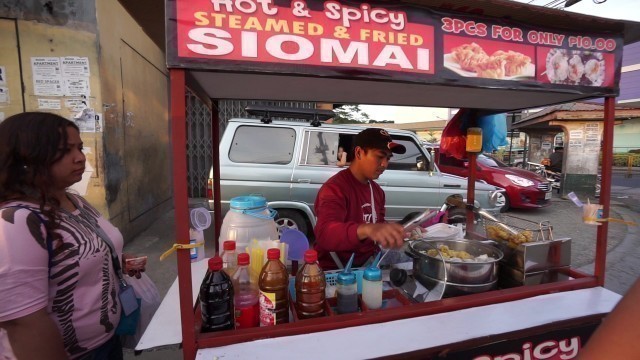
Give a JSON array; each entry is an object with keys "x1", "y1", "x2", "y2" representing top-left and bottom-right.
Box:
[
  {"x1": 446, "y1": 196, "x2": 518, "y2": 236},
  {"x1": 401, "y1": 194, "x2": 466, "y2": 234}
]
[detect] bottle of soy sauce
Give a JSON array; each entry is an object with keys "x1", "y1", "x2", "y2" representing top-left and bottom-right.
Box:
[{"x1": 200, "y1": 256, "x2": 235, "y2": 332}]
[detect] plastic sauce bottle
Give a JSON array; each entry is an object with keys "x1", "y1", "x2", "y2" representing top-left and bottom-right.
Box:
[
  {"x1": 258, "y1": 248, "x2": 289, "y2": 326},
  {"x1": 362, "y1": 266, "x2": 383, "y2": 310},
  {"x1": 221, "y1": 240, "x2": 237, "y2": 276},
  {"x1": 199, "y1": 256, "x2": 234, "y2": 332},
  {"x1": 336, "y1": 271, "x2": 358, "y2": 314},
  {"x1": 232, "y1": 253, "x2": 259, "y2": 329},
  {"x1": 295, "y1": 249, "x2": 326, "y2": 319}
]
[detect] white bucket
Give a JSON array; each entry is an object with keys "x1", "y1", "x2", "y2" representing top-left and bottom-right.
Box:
[{"x1": 219, "y1": 195, "x2": 279, "y2": 253}]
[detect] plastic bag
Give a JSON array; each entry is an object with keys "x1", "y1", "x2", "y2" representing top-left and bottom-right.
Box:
[{"x1": 120, "y1": 273, "x2": 161, "y2": 349}]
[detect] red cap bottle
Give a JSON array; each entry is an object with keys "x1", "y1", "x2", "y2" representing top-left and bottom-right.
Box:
[{"x1": 223, "y1": 241, "x2": 236, "y2": 251}]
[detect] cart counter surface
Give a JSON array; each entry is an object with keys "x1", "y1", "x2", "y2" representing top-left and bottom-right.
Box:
[{"x1": 136, "y1": 260, "x2": 621, "y2": 358}]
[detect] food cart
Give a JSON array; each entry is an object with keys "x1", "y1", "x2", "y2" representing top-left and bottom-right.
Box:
[{"x1": 153, "y1": 0, "x2": 640, "y2": 358}]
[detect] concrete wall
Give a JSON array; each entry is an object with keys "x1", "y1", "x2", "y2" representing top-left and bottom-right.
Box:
[
  {"x1": 614, "y1": 118, "x2": 640, "y2": 152},
  {"x1": 0, "y1": 0, "x2": 172, "y2": 242}
]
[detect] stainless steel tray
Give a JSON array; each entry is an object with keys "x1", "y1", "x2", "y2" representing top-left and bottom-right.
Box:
[
  {"x1": 483, "y1": 215, "x2": 571, "y2": 272},
  {"x1": 499, "y1": 264, "x2": 571, "y2": 288}
]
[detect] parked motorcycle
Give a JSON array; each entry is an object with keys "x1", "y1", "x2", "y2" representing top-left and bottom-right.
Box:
[{"x1": 527, "y1": 162, "x2": 561, "y2": 193}]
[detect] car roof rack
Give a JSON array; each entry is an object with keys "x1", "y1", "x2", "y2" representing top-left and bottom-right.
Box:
[{"x1": 245, "y1": 105, "x2": 335, "y2": 127}]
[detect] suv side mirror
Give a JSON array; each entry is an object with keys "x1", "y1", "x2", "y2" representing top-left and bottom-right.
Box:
[
  {"x1": 417, "y1": 156, "x2": 435, "y2": 172},
  {"x1": 416, "y1": 156, "x2": 425, "y2": 171}
]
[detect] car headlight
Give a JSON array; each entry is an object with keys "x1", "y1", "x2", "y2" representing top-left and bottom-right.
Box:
[{"x1": 505, "y1": 174, "x2": 534, "y2": 187}]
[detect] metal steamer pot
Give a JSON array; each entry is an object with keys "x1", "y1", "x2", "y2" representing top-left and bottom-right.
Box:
[{"x1": 406, "y1": 239, "x2": 504, "y2": 298}]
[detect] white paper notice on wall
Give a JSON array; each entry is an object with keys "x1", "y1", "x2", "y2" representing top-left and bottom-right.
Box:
[
  {"x1": 64, "y1": 77, "x2": 90, "y2": 97},
  {"x1": 570, "y1": 130, "x2": 584, "y2": 139},
  {"x1": 65, "y1": 99, "x2": 87, "y2": 112},
  {"x1": 0, "y1": 66, "x2": 7, "y2": 86},
  {"x1": 95, "y1": 113, "x2": 103, "y2": 132},
  {"x1": 73, "y1": 107, "x2": 97, "y2": 132},
  {"x1": 38, "y1": 98, "x2": 61, "y2": 110},
  {"x1": 0, "y1": 87, "x2": 9, "y2": 105},
  {"x1": 61, "y1": 57, "x2": 90, "y2": 77},
  {"x1": 32, "y1": 57, "x2": 63, "y2": 96},
  {"x1": 541, "y1": 142, "x2": 552, "y2": 150}
]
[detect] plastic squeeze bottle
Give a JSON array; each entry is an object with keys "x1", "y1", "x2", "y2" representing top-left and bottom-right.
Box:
[
  {"x1": 232, "y1": 253, "x2": 259, "y2": 329},
  {"x1": 295, "y1": 249, "x2": 326, "y2": 319},
  {"x1": 258, "y1": 248, "x2": 289, "y2": 326},
  {"x1": 199, "y1": 256, "x2": 234, "y2": 332},
  {"x1": 362, "y1": 266, "x2": 383, "y2": 309},
  {"x1": 336, "y1": 253, "x2": 358, "y2": 314},
  {"x1": 221, "y1": 240, "x2": 237, "y2": 276}
]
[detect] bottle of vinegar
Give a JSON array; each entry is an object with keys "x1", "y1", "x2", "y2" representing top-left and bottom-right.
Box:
[
  {"x1": 258, "y1": 248, "x2": 289, "y2": 326},
  {"x1": 295, "y1": 250, "x2": 326, "y2": 319},
  {"x1": 221, "y1": 240, "x2": 237, "y2": 276}
]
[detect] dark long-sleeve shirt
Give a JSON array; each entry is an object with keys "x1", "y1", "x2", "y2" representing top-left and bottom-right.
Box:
[{"x1": 313, "y1": 169, "x2": 385, "y2": 270}]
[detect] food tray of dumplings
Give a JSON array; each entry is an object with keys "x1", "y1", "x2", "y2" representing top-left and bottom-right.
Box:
[{"x1": 483, "y1": 214, "x2": 571, "y2": 273}]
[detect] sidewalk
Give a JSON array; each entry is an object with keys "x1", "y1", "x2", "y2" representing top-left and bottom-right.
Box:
[{"x1": 122, "y1": 195, "x2": 640, "y2": 359}]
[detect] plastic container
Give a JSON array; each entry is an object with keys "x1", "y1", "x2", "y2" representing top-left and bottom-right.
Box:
[
  {"x1": 219, "y1": 195, "x2": 279, "y2": 253},
  {"x1": 336, "y1": 272, "x2": 358, "y2": 314},
  {"x1": 189, "y1": 207, "x2": 211, "y2": 262},
  {"x1": 295, "y1": 250, "x2": 326, "y2": 319},
  {"x1": 362, "y1": 266, "x2": 382, "y2": 310},
  {"x1": 232, "y1": 253, "x2": 259, "y2": 329},
  {"x1": 221, "y1": 241, "x2": 237, "y2": 276},
  {"x1": 258, "y1": 248, "x2": 289, "y2": 326},
  {"x1": 199, "y1": 256, "x2": 234, "y2": 333}
]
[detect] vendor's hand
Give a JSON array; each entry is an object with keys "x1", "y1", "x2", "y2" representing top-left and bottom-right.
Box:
[
  {"x1": 359, "y1": 223, "x2": 404, "y2": 249},
  {"x1": 122, "y1": 253, "x2": 147, "y2": 279}
]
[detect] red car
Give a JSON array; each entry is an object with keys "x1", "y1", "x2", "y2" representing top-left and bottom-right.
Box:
[{"x1": 437, "y1": 154, "x2": 552, "y2": 212}]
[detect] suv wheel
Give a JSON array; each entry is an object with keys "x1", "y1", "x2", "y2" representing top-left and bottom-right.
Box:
[{"x1": 274, "y1": 209, "x2": 309, "y2": 237}]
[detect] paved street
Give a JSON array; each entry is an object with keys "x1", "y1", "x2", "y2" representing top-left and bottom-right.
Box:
[{"x1": 123, "y1": 187, "x2": 640, "y2": 359}]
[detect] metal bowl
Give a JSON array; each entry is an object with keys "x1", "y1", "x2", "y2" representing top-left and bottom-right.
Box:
[{"x1": 407, "y1": 239, "x2": 503, "y2": 285}]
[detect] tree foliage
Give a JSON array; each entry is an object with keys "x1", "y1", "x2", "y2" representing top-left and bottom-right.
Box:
[{"x1": 332, "y1": 105, "x2": 370, "y2": 124}]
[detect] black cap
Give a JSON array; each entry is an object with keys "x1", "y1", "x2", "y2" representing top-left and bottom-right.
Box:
[{"x1": 354, "y1": 128, "x2": 406, "y2": 154}]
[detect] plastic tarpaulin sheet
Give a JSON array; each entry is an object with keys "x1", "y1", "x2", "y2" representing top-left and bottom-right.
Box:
[{"x1": 440, "y1": 110, "x2": 508, "y2": 159}]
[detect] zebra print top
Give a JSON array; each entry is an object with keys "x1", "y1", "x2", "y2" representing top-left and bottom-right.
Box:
[{"x1": 0, "y1": 194, "x2": 123, "y2": 359}]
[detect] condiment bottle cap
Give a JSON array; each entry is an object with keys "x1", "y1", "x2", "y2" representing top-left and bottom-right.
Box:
[
  {"x1": 237, "y1": 253, "x2": 250, "y2": 266},
  {"x1": 304, "y1": 249, "x2": 318, "y2": 263},
  {"x1": 337, "y1": 271, "x2": 356, "y2": 285},
  {"x1": 223, "y1": 241, "x2": 236, "y2": 251},
  {"x1": 208, "y1": 256, "x2": 222, "y2": 271},
  {"x1": 363, "y1": 266, "x2": 382, "y2": 281},
  {"x1": 267, "y1": 248, "x2": 280, "y2": 260}
]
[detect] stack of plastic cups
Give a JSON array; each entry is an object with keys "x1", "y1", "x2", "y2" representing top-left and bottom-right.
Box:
[{"x1": 189, "y1": 207, "x2": 212, "y2": 262}]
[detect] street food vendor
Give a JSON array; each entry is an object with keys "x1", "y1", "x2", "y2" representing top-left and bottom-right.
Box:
[{"x1": 313, "y1": 128, "x2": 407, "y2": 270}]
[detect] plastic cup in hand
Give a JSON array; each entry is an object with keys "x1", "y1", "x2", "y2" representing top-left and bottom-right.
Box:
[{"x1": 583, "y1": 200, "x2": 603, "y2": 226}]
